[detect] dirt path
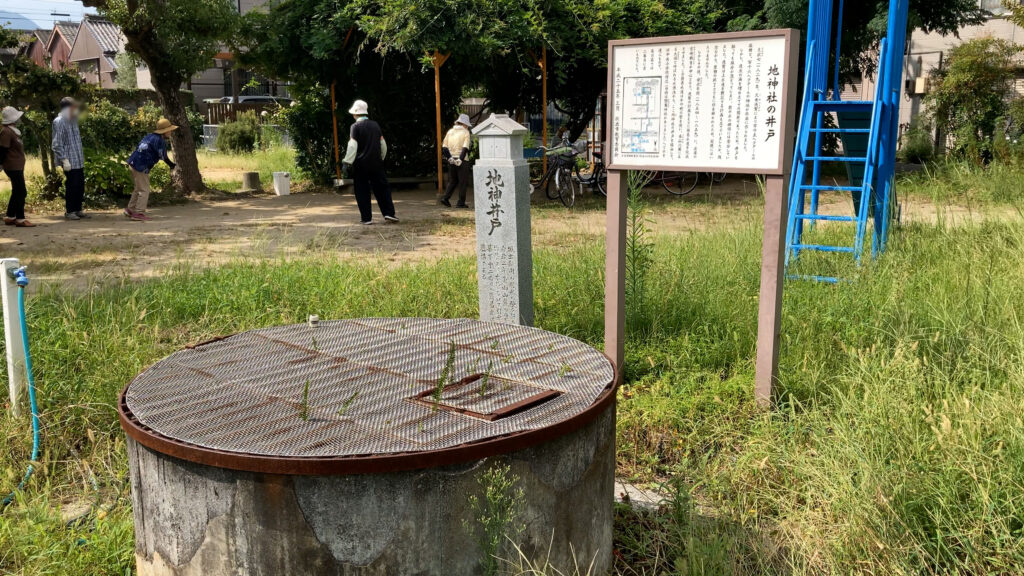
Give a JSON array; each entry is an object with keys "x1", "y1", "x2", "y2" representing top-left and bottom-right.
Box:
[{"x1": 0, "y1": 179, "x2": 1016, "y2": 289}]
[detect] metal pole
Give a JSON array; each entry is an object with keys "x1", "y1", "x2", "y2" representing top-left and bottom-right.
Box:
[
  {"x1": 331, "y1": 81, "x2": 341, "y2": 181},
  {"x1": 541, "y1": 46, "x2": 548, "y2": 175}
]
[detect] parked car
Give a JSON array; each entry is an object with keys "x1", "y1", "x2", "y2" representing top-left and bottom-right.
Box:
[{"x1": 202, "y1": 96, "x2": 292, "y2": 106}]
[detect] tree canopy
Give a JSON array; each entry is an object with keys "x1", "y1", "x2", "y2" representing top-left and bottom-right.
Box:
[
  {"x1": 236, "y1": 0, "x2": 986, "y2": 179},
  {"x1": 83, "y1": 0, "x2": 239, "y2": 194}
]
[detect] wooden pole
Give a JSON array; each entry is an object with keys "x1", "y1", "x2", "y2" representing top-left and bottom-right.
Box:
[
  {"x1": 431, "y1": 51, "x2": 451, "y2": 196},
  {"x1": 331, "y1": 81, "x2": 341, "y2": 181},
  {"x1": 754, "y1": 174, "x2": 789, "y2": 407},
  {"x1": 540, "y1": 46, "x2": 548, "y2": 175},
  {"x1": 604, "y1": 170, "x2": 627, "y2": 372}
]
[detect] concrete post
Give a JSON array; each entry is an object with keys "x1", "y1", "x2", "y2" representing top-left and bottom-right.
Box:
[
  {"x1": 472, "y1": 114, "x2": 534, "y2": 326},
  {"x1": 1, "y1": 258, "x2": 26, "y2": 416}
]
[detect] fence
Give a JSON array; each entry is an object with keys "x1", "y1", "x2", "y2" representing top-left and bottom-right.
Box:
[
  {"x1": 206, "y1": 102, "x2": 278, "y2": 125},
  {"x1": 202, "y1": 124, "x2": 292, "y2": 151}
]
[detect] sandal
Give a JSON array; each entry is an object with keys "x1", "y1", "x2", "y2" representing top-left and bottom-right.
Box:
[
  {"x1": 3, "y1": 217, "x2": 15, "y2": 226},
  {"x1": 15, "y1": 220, "x2": 36, "y2": 228}
]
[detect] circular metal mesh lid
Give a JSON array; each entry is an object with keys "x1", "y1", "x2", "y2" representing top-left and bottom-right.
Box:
[{"x1": 122, "y1": 318, "x2": 614, "y2": 464}]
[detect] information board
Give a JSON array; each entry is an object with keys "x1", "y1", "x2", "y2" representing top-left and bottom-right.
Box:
[{"x1": 607, "y1": 30, "x2": 797, "y2": 175}]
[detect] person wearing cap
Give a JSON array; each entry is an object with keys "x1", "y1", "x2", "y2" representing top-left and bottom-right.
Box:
[
  {"x1": 124, "y1": 118, "x2": 178, "y2": 222},
  {"x1": 440, "y1": 113, "x2": 474, "y2": 208},
  {"x1": 52, "y1": 97, "x2": 89, "y2": 220},
  {"x1": 0, "y1": 107, "x2": 34, "y2": 227},
  {"x1": 341, "y1": 99, "x2": 398, "y2": 225}
]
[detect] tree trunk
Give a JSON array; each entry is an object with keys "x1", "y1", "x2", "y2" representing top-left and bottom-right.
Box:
[{"x1": 153, "y1": 78, "x2": 205, "y2": 196}]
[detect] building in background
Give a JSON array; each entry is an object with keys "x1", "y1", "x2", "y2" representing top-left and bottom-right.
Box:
[
  {"x1": 844, "y1": 1, "x2": 1023, "y2": 138},
  {"x1": 44, "y1": 20, "x2": 77, "y2": 72},
  {"x1": 68, "y1": 16, "x2": 127, "y2": 88},
  {"x1": 23, "y1": 29, "x2": 51, "y2": 67}
]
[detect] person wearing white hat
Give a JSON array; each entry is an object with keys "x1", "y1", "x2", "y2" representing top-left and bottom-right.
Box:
[
  {"x1": 342, "y1": 99, "x2": 398, "y2": 225},
  {"x1": 440, "y1": 113, "x2": 474, "y2": 208},
  {"x1": 124, "y1": 118, "x2": 178, "y2": 222},
  {"x1": 0, "y1": 106, "x2": 34, "y2": 227}
]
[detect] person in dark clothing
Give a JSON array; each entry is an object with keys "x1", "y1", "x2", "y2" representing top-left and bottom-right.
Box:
[
  {"x1": 440, "y1": 113, "x2": 474, "y2": 208},
  {"x1": 341, "y1": 99, "x2": 398, "y2": 225},
  {"x1": 0, "y1": 107, "x2": 34, "y2": 227},
  {"x1": 52, "y1": 97, "x2": 89, "y2": 220},
  {"x1": 124, "y1": 118, "x2": 178, "y2": 222}
]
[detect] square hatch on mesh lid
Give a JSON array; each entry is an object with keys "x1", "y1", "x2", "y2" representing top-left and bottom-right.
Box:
[{"x1": 410, "y1": 373, "x2": 561, "y2": 421}]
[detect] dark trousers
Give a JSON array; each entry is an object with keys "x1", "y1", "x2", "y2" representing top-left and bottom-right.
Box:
[
  {"x1": 352, "y1": 167, "x2": 396, "y2": 222},
  {"x1": 64, "y1": 168, "x2": 84, "y2": 214},
  {"x1": 4, "y1": 170, "x2": 26, "y2": 220},
  {"x1": 442, "y1": 162, "x2": 472, "y2": 206}
]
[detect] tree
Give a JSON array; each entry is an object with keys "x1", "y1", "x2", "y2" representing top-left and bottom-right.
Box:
[
  {"x1": 113, "y1": 52, "x2": 139, "y2": 89},
  {"x1": 926, "y1": 37, "x2": 1017, "y2": 159},
  {"x1": 82, "y1": 0, "x2": 239, "y2": 195}
]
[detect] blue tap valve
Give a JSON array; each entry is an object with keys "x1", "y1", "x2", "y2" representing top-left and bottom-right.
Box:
[{"x1": 9, "y1": 266, "x2": 28, "y2": 287}]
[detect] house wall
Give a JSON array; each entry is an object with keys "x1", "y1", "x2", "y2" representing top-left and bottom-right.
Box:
[
  {"x1": 78, "y1": 59, "x2": 101, "y2": 85},
  {"x1": 27, "y1": 41, "x2": 48, "y2": 67},
  {"x1": 49, "y1": 38, "x2": 72, "y2": 72},
  {"x1": 900, "y1": 16, "x2": 1024, "y2": 129}
]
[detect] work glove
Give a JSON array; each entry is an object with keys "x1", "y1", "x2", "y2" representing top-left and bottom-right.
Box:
[
  {"x1": 61, "y1": 159, "x2": 71, "y2": 171},
  {"x1": 448, "y1": 157, "x2": 457, "y2": 165},
  {"x1": 454, "y1": 159, "x2": 462, "y2": 167}
]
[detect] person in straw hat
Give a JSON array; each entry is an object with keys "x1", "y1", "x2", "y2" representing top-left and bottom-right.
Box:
[
  {"x1": 0, "y1": 106, "x2": 35, "y2": 227},
  {"x1": 124, "y1": 117, "x2": 178, "y2": 222},
  {"x1": 440, "y1": 113, "x2": 474, "y2": 208},
  {"x1": 341, "y1": 99, "x2": 398, "y2": 225}
]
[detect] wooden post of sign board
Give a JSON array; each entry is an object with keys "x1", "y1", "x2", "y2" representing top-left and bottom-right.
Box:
[
  {"x1": 754, "y1": 175, "x2": 789, "y2": 406},
  {"x1": 604, "y1": 170, "x2": 627, "y2": 371}
]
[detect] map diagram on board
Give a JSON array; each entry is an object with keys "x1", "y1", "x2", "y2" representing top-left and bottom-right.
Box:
[{"x1": 622, "y1": 76, "x2": 661, "y2": 155}]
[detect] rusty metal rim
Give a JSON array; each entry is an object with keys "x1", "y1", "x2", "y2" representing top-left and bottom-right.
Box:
[{"x1": 118, "y1": 354, "x2": 619, "y2": 476}]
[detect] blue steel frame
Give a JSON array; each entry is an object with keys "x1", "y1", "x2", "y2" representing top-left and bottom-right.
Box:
[{"x1": 785, "y1": 0, "x2": 910, "y2": 281}]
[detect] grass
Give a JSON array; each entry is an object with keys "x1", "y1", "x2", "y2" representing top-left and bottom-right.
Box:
[{"x1": 1, "y1": 166, "x2": 1023, "y2": 573}]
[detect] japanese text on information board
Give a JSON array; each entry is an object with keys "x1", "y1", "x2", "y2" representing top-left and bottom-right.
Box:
[{"x1": 609, "y1": 33, "x2": 790, "y2": 173}]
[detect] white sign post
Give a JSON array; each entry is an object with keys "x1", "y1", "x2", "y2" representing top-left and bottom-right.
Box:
[{"x1": 604, "y1": 30, "x2": 798, "y2": 405}]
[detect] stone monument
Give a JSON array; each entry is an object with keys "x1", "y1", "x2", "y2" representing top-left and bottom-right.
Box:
[{"x1": 472, "y1": 114, "x2": 534, "y2": 326}]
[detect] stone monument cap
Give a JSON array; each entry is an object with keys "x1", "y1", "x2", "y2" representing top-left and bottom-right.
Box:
[{"x1": 472, "y1": 114, "x2": 528, "y2": 137}]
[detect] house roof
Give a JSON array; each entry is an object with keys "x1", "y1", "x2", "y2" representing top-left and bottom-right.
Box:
[
  {"x1": 33, "y1": 29, "x2": 52, "y2": 45},
  {"x1": 473, "y1": 114, "x2": 527, "y2": 137},
  {"x1": 83, "y1": 16, "x2": 124, "y2": 56},
  {"x1": 51, "y1": 20, "x2": 78, "y2": 48},
  {"x1": 69, "y1": 16, "x2": 127, "y2": 69}
]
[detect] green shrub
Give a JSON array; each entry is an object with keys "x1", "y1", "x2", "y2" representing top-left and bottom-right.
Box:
[
  {"x1": 278, "y1": 88, "x2": 335, "y2": 183},
  {"x1": 84, "y1": 152, "x2": 132, "y2": 199},
  {"x1": 79, "y1": 99, "x2": 138, "y2": 154},
  {"x1": 216, "y1": 111, "x2": 259, "y2": 154},
  {"x1": 897, "y1": 118, "x2": 935, "y2": 164}
]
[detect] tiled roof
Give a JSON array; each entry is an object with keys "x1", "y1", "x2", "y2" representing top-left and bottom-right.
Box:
[
  {"x1": 83, "y1": 16, "x2": 125, "y2": 57},
  {"x1": 34, "y1": 29, "x2": 52, "y2": 45},
  {"x1": 53, "y1": 20, "x2": 78, "y2": 47}
]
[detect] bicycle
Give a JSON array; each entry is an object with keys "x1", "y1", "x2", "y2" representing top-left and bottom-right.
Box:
[
  {"x1": 531, "y1": 136, "x2": 583, "y2": 208},
  {"x1": 574, "y1": 149, "x2": 607, "y2": 197},
  {"x1": 656, "y1": 171, "x2": 727, "y2": 196}
]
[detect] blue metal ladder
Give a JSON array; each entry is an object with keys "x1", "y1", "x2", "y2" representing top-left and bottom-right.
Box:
[{"x1": 785, "y1": 0, "x2": 909, "y2": 283}]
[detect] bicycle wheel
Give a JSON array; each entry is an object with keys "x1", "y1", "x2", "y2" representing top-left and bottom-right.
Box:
[
  {"x1": 554, "y1": 164, "x2": 577, "y2": 208},
  {"x1": 711, "y1": 172, "x2": 727, "y2": 184},
  {"x1": 543, "y1": 166, "x2": 561, "y2": 200},
  {"x1": 662, "y1": 171, "x2": 698, "y2": 196}
]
